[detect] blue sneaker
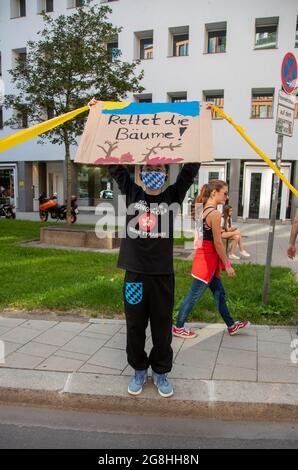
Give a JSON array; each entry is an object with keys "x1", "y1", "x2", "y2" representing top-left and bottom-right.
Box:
[
  {"x1": 128, "y1": 369, "x2": 147, "y2": 396},
  {"x1": 152, "y1": 371, "x2": 174, "y2": 398}
]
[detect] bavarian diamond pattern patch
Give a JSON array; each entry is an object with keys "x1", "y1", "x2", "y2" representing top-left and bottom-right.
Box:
[
  {"x1": 141, "y1": 172, "x2": 165, "y2": 189},
  {"x1": 125, "y1": 282, "x2": 143, "y2": 305}
]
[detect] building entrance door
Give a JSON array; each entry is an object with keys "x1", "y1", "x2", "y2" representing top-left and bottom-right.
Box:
[
  {"x1": 198, "y1": 162, "x2": 227, "y2": 188},
  {"x1": 187, "y1": 162, "x2": 227, "y2": 201},
  {"x1": 243, "y1": 163, "x2": 291, "y2": 220}
]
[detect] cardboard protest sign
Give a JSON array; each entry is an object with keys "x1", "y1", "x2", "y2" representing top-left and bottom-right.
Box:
[{"x1": 75, "y1": 101, "x2": 213, "y2": 165}]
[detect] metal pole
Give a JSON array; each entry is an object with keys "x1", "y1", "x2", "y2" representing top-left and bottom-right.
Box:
[{"x1": 262, "y1": 133, "x2": 284, "y2": 304}]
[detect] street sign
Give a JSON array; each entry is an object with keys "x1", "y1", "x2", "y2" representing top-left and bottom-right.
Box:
[
  {"x1": 263, "y1": 53, "x2": 297, "y2": 303},
  {"x1": 281, "y1": 52, "x2": 297, "y2": 94},
  {"x1": 275, "y1": 90, "x2": 295, "y2": 137}
]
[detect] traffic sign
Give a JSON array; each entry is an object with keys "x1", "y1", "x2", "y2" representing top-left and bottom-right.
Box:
[
  {"x1": 281, "y1": 52, "x2": 297, "y2": 94},
  {"x1": 263, "y1": 53, "x2": 297, "y2": 304},
  {"x1": 275, "y1": 90, "x2": 295, "y2": 137}
]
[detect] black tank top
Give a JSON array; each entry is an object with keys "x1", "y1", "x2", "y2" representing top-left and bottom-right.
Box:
[{"x1": 196, "y1": 206, "x2": 217, "y2": 242}]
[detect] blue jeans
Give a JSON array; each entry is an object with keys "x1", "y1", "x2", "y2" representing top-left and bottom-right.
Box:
[{"x1": 176, "y1": 275, "x2": 235, "y2": 328}]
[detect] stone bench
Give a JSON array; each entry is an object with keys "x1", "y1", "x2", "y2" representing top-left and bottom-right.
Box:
[{"x1": 40, "y1": 226, "x2": 120, "y2": 250}]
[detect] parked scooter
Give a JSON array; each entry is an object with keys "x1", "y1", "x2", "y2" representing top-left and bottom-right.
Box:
[
  {"x1": 0, "y1": 201, "x2": 16, "y2": 219},
  {"x1": 39, "y1": 193, "x2": 78, "y2": 223},
  {"x1": 0, "y1": 188, "x2": 16, "y2": 219}
]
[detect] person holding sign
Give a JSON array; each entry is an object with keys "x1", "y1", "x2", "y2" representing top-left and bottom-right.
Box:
[
  {"x1": 172, "y1": 181, "x2": 250, "y2": 339},
  {"x1": 88, "y1": 98, "x2": 200, "y2": 398}
]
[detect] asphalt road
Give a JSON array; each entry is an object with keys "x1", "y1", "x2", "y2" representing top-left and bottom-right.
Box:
[{"x1": 0, "y1": 405, "x2": 297, "y2": 449}]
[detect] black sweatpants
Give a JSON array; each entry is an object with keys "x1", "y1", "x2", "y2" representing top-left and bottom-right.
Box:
[{"x1": 123, "y1": 271, "x2": 174, "y2": 374}]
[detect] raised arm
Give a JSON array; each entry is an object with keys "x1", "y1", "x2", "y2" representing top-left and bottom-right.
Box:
[{"x1": 107, "y1": 165, "x2": 139, "y2": 195}]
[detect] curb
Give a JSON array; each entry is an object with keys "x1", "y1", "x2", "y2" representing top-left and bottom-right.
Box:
[{"x1": 0, "y1": 368, "x2": 297, "y2": 422}]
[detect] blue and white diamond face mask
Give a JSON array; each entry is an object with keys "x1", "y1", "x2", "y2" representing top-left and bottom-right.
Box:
[{"x1": 141, "y1": 172, "x2": 166, "y2": 190}]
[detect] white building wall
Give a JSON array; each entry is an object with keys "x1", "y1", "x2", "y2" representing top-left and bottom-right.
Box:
[{"x1": 0, "y1": 0, "x2": 297, "y2": 163}]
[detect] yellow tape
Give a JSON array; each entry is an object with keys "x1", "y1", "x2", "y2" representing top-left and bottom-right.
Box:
[
  {"x1": 1, "y1": 101, "x2": 297, "y2": 200},
  {"x1": 102, "y1": 101, "x2": 129, "y2": 110},
  {"x1": 212, "y1": 104, "x2": 298, "y2": 199},
  {"x1": 0, "y1": 106, "x2": 89, "y2": 153},
  {"x1": 0, "y1": 101, "x2": 131, "y2": 153}
]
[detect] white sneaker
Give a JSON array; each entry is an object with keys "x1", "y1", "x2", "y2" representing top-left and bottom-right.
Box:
[
  {"x1": 240, "y1": 250, "x2": 250, "y2": 258},
  {"x1": 229, "y1": 253, "x2": 240, "y2": 260}
]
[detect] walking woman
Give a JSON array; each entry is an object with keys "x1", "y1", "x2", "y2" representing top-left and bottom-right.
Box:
[{"x1": 172, "y1": 180, "x2": 250, "y2": 339}]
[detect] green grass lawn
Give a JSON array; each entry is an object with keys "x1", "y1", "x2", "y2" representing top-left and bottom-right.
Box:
[{"x1": 0, "y1": 219, "x2": 297, "y2": 325}]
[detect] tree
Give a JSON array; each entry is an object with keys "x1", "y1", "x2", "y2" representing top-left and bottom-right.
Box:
[{"x1": 4, "y1": 0, "x2": 144, "y2": 222}]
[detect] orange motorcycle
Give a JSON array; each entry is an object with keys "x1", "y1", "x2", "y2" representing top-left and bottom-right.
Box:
[{"x1": 39, "y1": 193, "x2": 78, "y2": 223}]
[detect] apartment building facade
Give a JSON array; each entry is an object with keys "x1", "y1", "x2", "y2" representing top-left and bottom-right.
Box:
[{"x1": 0, "y1": 0, "x2": 298, "y2": 219}]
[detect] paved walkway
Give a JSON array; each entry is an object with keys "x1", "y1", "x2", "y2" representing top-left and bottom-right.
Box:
[
  {"x1": 7, "y1": 213, "x2": 298, "y2": 419},
  {"x1": 16, "y1": 211, "x2": 298, "y2": 273},
  {"x1": 0, "y1": 316, "x2": 297, "y2": 420}
]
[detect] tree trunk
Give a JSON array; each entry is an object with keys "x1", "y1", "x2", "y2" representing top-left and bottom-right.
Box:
[{"x1": 63, "y1": 128, "x2": 72, "y2": 224}]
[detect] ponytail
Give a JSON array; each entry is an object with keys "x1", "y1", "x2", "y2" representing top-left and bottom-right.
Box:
[
  {"x1": 197, "y1": 183, "x2": 210, "y2": 206},
  {"x1": 192, "y1": 179, "x2": 227, "y2": 220}
]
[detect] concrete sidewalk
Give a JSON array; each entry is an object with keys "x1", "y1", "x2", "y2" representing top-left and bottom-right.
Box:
[
  {"x1": 0, "y1": 315, "x2": 297, "y2": 421},
  {"x1": 16, "y1": 211, "x2": 298, "y2": 274}
]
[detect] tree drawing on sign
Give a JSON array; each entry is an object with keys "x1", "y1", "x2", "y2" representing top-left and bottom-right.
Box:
[
  {"x1": 97, "y1": 141, "x2": 119, "y2": 159},
  {"x1": 140, "y1": 142, "x2": 182, "y2": 163}
]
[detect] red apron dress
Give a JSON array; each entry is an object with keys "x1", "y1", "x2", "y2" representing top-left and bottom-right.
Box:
[{"x1": 191, "y1": 239, "x2": 225, "y2": 284}]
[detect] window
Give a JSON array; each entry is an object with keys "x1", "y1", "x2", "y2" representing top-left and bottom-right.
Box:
[
  {"x1": 171, "y1": 96, "x2": 187, "y2": 102},
  {"x1": 10, "y1": 0, "x2": 26, "y2": 18},
  {"x1": 206, "y1": 22, "x2": 227, "y2": 53},
  {"x1": 46, "y1": 0, "x2": 54, "y2": 12},
  {"x1": 295, "y1": 18, "x2": 298, "y2": 47},
  {"x1": 255, "y1": 17, "x2": 278, "y2": 49},
  {"x1": 167, "y1": 92, "x2": 187, "y2": 102},
  {"x1": 107, "y1": 38, "x2": 120, "y2": 59},
  {"x1": 140, "y1": 38, "x2": 153, "y2": 60},
  {"x1": 134, "y1": 31, "x2": 154, "y2": 60},
  {"x1": 12, "y1": 48, "x2": 27, "y2": 70},
  {"x1": 173, "y1": 35, "x2": 189, "y2": 56},
  {"x1": 22, "y1": 111, "x2": 28, "y2": 128},
  {"x1": 168, "y1": 26, "x2": 189, "y2": 57},
  {"x1": 251, "y1": 89, "x2": 274, "y2": 118},
  {"x1": 47, "y1": 105, "x2": 55, "y2": 120},
  {"x1": 19, "y1": 0, "x2": 26, "y2": 16},
  {"x1": 134, "y1": 94, "x2": 152, "y2": 103},
  {"x1": 67, "y1": 0, "x2": 84, "y2": 7},
  {"x1": 19, "y1": 51, "x2": 27, "y2": 63},
  {"x1": 203, "y1": 90, "x2": 224, "y2": 119},
  {"x1": 37, "y1": 0, "x2": 54, "y2": 13},
  {"x1": 14, "y1": 108, "x2": 28, "y2": 129}
]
